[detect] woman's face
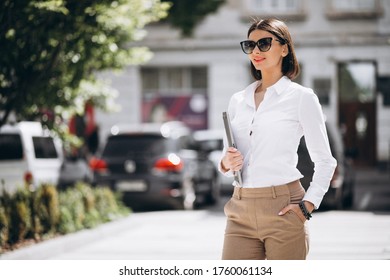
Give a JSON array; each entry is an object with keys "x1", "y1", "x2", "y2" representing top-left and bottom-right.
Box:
[{"x1": 247, "y1": 29, "x2": 288, "y2": 74}]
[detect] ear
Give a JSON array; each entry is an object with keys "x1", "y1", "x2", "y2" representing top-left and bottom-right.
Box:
[{"x1": 281, "y1": 45, "x2": 289, "y2": 57}]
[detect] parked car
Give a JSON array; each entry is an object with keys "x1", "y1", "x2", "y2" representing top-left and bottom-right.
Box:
[
  {"x1": 58, "y1": 148, "x2": 92, "y2": 189},
  {"x1": 89, "y1": 121, "x2": 220, "y2": 210},
  {"x1": 297, "y1": 123, "x2": 355, "y2": 210},
  {"x1": 0, "y1": 121, "x2": 63, "y2": 195},
  {"x1": 192, "y1": 129, "x2": 234, "y2": 194}
]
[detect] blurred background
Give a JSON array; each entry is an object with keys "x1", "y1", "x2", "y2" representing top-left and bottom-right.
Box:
[
  {"x1": 1, "y1": 0, "x2": 390, "y2": 259},
  {"x1": 1, "y1": 0, "x2": 389, "y2": 210}
]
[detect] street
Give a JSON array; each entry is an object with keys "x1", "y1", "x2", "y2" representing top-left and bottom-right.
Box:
[
  {"x1": 1, "y1": 167, "x2": 389, "y2": 260},
  {"x1": 353, "y1": 167, "x2": 390, "y2": 212}
]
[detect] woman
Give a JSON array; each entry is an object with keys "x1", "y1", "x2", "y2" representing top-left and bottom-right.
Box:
[{"x1": 219, "y1": 18, "x2": 337, "y2": 260}]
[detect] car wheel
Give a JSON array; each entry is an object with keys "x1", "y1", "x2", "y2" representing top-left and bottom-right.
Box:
[{"x1": 182, "y1": 177, "x2": 196, "y2": 210}]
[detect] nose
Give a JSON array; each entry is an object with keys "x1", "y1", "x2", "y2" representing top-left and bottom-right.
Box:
[{"x1": 252, "y1": 44, "x2": 261, "y2": 54}]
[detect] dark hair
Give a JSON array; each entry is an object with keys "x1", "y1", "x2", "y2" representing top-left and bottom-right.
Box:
[{"x1": 247, "y1": 18, "x2": 300, "y2": 80}]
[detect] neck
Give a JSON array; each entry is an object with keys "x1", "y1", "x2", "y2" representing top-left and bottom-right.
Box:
[{"x1": 259, "y1": 71, "x2": 284, "y2": 90}]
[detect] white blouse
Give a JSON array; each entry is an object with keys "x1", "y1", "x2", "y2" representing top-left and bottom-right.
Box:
[{"x1": 220, "y1": 76, "x2": 337, "y2": 208}]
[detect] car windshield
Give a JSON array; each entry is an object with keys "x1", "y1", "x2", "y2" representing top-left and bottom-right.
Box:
[
  {"x1": 0, "y1": 134, "x2": 23, "y2": 160},
  {"x1": 33, "y1": 136, "x2": 58, "y2": 159},
  {"x1": 103, "y1": 135, "x2": 171, "y2": 158}
]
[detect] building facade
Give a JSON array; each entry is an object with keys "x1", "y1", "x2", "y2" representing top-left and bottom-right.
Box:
[{"x1": 97, "y1": 0, "x2": 390, "y2": 166}]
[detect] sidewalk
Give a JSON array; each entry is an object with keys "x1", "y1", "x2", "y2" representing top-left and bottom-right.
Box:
[{"x1": 1, "y1": 209, "x2": 390, "y2": 260}]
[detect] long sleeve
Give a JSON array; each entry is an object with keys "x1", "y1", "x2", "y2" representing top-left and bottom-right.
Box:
[{"x1": 299, "y1": 91, "x2": 337, "y2": 208}]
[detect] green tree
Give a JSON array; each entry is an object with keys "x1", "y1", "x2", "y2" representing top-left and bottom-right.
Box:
[
  {"x1": 162, "y1": 0, "x2": 225, "y2": 37},
  {"x1": 0, "y1": 0, "x2": 170, "y2": 129}
]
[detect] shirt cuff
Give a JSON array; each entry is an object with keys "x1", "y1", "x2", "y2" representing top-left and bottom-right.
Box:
[{"x1": 303, "y1": 182, "x2": 327, "y2": 210}]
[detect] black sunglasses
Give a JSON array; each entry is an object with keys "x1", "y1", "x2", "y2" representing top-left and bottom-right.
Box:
[{"x1": 240, "y1": 37, "x2": 284, "y2": 54}]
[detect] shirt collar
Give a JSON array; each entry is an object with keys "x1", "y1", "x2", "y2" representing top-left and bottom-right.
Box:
[
  {"x1": 270, "y1": 76, "x2": 291, "y2": 96},
  {"x1": 244, "y1": 76, "x2": 291, "y2": 107},
  {"x1": 244, "y1": 81, "x2": 260, "y2": 108}
]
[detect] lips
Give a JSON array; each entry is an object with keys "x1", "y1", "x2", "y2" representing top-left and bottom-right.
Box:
[{"x1": 252, "y1": 57, "x2": 265, "y2": 64}]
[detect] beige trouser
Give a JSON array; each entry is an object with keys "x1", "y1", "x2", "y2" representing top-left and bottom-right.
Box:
[{"x1": 222, "y1": 181, "x2": 309, "y2": 260}]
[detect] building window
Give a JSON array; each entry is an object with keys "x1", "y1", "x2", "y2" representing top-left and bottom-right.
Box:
[
  {"x1": 190, "y1": 67, "x2": 208, "y2": 90},
  {"x1": 313, "y1": 78, "x2": 331, "y2": 105},
  {"x1": 141, "y1": 68, "x2": 159, "y2": 93},
  {"x1": 251, "y1": 0, "x2": 301, "y2": 12},
  {"x1": 243, "y1": 0, "x2": 305, "y2": 20},
  {"x1": 331, "y1": 0, "x2": 375, "y2": 11},
  {"x1": 338, "y1": 62, "x2": 376, "y2": 103},
  {"x1": 327, "y1": 0, "x2": 382, "y2": 19},
  {"x1": 378, "y1": 77, "x2": 390, "y2": 106},
  {"x1": 141, "y1": 67, "x2": 208, "y2": 130},
  {"x1": 142, "y1": 67, "x2": 207, "y2": 96}
]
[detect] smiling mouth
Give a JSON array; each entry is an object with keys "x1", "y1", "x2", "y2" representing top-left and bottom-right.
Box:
[{"x1": 253, "y1": 57, "x2": 265, "y2": 63}]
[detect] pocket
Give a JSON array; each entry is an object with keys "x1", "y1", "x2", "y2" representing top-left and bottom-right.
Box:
[
  {"x1": 224, "y1": 197, "x2": 248, "y2": 221},
  {"x1": 223, "y1": 198, "x2": 232, "y2": 216},
  {"x1": 287, "y1": 209, "x2": 306, "y2": 225}
]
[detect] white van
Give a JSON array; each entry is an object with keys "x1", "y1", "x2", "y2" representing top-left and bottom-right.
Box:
[{"x1": 0, "y1": 121, "x2": 63, "y2": 195}]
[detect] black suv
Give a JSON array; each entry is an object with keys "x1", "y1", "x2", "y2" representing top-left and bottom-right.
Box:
[{"x1": 89, "y1": 122, "x2": 220, "y2": 210}]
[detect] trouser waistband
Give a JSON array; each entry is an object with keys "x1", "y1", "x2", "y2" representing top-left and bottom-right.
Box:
[{"x1": 232, "y1": 180, "x2": 301, "y2": 200}]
